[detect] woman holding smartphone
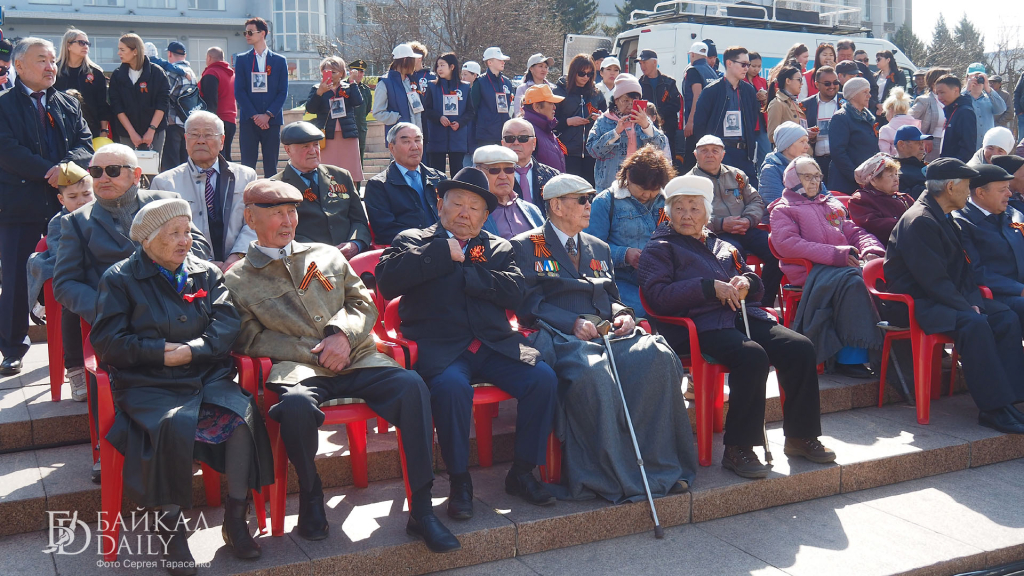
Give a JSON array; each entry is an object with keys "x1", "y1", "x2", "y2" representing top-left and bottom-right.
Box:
[
  {"x1": 586, "y1": 73, "x2": 667, "y2": 190},
  {"x1": 306, "y1": 56, "x2": 364, "y2": 182}
]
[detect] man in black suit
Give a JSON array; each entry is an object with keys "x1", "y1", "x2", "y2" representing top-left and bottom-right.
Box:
[
  {"x1": 801, "y1": 66, "x2": 842, "y2": 186},
  {"x1": 883, "y1": 158, "x2": 1024, "y2": 434},
  {"x1": 376, "y1": 167, "x2": 558, "y2": 520},
  {"x1": 364, "y1": 123, "x2": 443, "y2": 245},
  {"x1": 0, "y1": 37, "x2": 93, "y2": 374},
  {"x1": 271, "y1": 121, "x2": 370, "y2": 257},
  {"x1": 502, "y1": 118, "x2": 559, "y2": 216}
]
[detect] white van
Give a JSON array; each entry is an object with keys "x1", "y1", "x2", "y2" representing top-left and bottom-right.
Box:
[{"x1": 573, "y1": 0, "x2": 918, "y2": 89}]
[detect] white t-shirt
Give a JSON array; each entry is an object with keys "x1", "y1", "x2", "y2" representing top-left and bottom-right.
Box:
[
  {"x1": 876, "y1": 76, "x2": 888, "y2": 96},
  {"x1": 128, "y1": 67, "x2": 143, "y2": 84},
  {"x1": 813, "y1": 99, "x2": 838, "y2": 157}
]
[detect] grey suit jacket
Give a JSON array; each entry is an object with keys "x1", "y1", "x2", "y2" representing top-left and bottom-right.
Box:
[
  {"x1": 53, "y1": 189, "x2": 213, "y2": 324},
  {"x1": 511, "y1": 221, "x2": 633, "y2": 334}
]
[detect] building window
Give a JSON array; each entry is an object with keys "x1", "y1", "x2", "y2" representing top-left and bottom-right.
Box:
[
  {"x1": 886, "y1": 0, "x2": 894, "y2": 22},
  {"x1": 83, "y1": 0, "x2": 124, "y2": 6},
  {"x1": 188, "y1": 0, "x2": 225, "y2": 9},
  {"x1": 863, "y1": 0, "x2": 871, "y2": 20},
  {"x1": 138, "y1": 0, "x2": 176, "y2": 7},
  {"x1": 274, "y1": 0, "x2": 325, "y2": 53},
  {"x1": 355, "y1": 4, "x2": 369, "y2": 24}
]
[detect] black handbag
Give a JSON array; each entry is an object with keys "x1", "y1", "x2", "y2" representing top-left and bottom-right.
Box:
[{"x1": 174, "y1": 84, "x2": 206, "y2": 120}]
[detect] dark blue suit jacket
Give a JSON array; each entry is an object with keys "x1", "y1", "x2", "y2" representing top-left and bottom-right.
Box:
[
  {"x1": 954, "y1": 202, "x2": 1024, "y2": 298},
  {"x1": 363, "y1": 162, "x2": 443, "y2": 245},
  {"x1": 233, "y1": 49, "x2": 288, "y2": 125}
]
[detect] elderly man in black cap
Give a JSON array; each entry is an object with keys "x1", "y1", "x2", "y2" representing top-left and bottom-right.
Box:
[
  {"x1": 225, "y1": 179, "x2": 460, "y2": 552},
  {"x1": 884, "y1": 157, "x2": 1024, "y2": 434},
  {"x1": 954, "y1": 164, "x2": 1024, "y2": 324},
  {"x1": 991, "y1": 155, "x2": 1024, "y2": 213},
  {"x1": 347, "y1": 59, "x2": 373, "y2": 165},
  {"x1": 376, "y1": 167, "x2": 559, "y2": 520},
  {"x1": 270, "y1": 120, "x2": 370, "y2": 258}
]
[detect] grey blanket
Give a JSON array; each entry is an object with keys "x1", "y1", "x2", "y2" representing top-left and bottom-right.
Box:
[
  {"x1": 530, "y1": 321, "x2": 697, "y2": 504},
  {"x1": 792, "y1": 264, "x2": 883, "y2": 364}
]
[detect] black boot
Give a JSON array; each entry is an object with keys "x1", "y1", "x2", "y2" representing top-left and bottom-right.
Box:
[
  {"x1": 159, "y1": 511, "x2": 196, "y2": 576},
  {"x1": 297, "y1": 476, "x2": 329, "y2": 540},
  {"x1": 222, "y1": 497, "x2": 261, "y2": 559}
]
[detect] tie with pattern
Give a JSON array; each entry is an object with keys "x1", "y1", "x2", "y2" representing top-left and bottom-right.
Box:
[
  {"x1": 515, "y1": 165, "x2": 532, "y2": 203},
  {"x1": 203, "y1": 168, "x2": 218, "y2": 223},
  {"x1": 565, "y1": 236, "x2": 580, "y2": 269},
  {"x1": 31, "y1": 92, "x2": 47, "y2": 129}
]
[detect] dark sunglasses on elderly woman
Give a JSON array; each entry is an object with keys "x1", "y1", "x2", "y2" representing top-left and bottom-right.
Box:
[
  {"x1": 486, "y1": 167, "x2": 516, "y2": 175},
  {"x1": 88, "y1": 165, "x2": 134, "y2": 178}
]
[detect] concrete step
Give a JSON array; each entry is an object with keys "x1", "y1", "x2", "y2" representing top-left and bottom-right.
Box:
[{"x1": 4, "y1": 395, "x2": 1023, "y2": 574}]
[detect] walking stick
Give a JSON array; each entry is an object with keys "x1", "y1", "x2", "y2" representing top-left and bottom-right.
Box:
[
  {"x1": 741, "y1": 301, "x2": 773, "y2": 465},
  {"x1": 597, "y1": 321, "x2": 664, "y2": 539}
]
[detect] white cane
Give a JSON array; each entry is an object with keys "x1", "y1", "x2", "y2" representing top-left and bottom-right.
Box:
[{"x1": 741, "y1": 300, "x2": 773, "y2": 465}]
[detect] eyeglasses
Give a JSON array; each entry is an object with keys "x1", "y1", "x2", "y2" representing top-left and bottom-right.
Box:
[
  {"x1": 502, "y1": 135, "x2": 535, "y2": 143},
  {"x1": 577, "y1": 70, "x2": 595, "y2": 78},
  {"x1": 70, "y1": 40, "x2": 91, "y2": 47},
  {"x1": 563, "y1": 194, "x2": 596, "y2": 205},
  {"x1": 797, "y1": 172, "x2": 823, "y2": 181},
  {"x1": 243, "y1": 30, "x2": 262, "y2": 36},
  {"x1": 88, "y1": 165, "x2": 134, "y2": 178},
  {"x1": 818, "y1": 80, "x2": 840, "y2": 87},
  {"x1": 485, "y1": 167, "x2": 516, "y2": 175},
  {"x1": 185, "y1": 132, "x2": 223, "y2": 141},
  {"x1": 728, "y1": 59, "x2": 751, "y2": 68}
]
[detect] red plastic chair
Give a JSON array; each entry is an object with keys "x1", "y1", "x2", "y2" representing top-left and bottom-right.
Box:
[
  {"x1": 767, "y1": 235, "x2": 813, "y2": 328},
  {"x1": 83, "y1": 323, "x2": 266, "y2": 561},
  {"x1": 348, "y1": 249, "x2": 394, "y2": 433},
  {"x1": 35, "y1": 237, "x2": 68, "y2": 402},
  {"x1": 383, "y1": 296, "x2": 563, "y2": 484},
  {"x1": 366, "y1": 222, "x2": 390, "y2": 250},
  {"x1": 979, "y1": 285, "x2": 993, "y2": 299},
  {"x1": 862, "y1": 259, "x2": 958, "y2": 424}
]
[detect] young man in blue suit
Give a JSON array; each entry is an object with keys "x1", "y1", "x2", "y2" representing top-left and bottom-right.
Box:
[{"x1": 234, "y1": 17, "x2": 288, "y2": 176}]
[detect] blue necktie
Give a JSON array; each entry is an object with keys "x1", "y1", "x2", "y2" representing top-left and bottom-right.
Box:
[{"x1": 405, "y1": 169, "x2": 431, "y2": 214}]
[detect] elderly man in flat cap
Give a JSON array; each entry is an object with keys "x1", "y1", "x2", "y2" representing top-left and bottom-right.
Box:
[
  {"x1": 225, "y1": 179, "x2": 460, "y2": 553},
  {"x1": 475, "y1": 144, "x2": 543, "y2": 239},
  {"x1": 375, "y1": 167, "x2": 559, "y2": 520},
  {"x1": 270, "y1": 120, "x2": 370, "y2": 259},
  {"x1": 992, "y1": 155, "x2": 1024, "y2": 213},
  {"x1": 884, "y1": 158, "x2": 1024, "y2": 434},
  {"x1": 510, "y1": 174, "x2": 696, "y2": 504}
]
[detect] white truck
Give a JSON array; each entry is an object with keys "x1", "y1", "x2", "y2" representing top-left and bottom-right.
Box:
[{"x1": 566, "y1": 0, "x2": 917, "y2": 88}]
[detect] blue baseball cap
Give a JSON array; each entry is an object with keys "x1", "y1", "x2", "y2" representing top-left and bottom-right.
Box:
[
  {"x1": 636, "y1": 49, "x2": 658, "y2": 62},
  {"x1": 167, "y1": 41, "x2": 186, "y2": 55},
  {"x1": 893, "y1": 125, "x2": 933, "y2": 147}
]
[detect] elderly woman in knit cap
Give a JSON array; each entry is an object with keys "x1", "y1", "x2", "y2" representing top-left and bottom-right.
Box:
[
  {"x1": 638, "y1": 174, "x2": 833, "y2": 479},
  {"x1": 758, "y1": 121, "x2": 819, "y2": 218},
  {"x1": 827, "y1": 76, "x2": 880, "y2": 193},
  {"x1": 90, "y1": 199, "x2": 273, "y2": 574},
  {"x1": 848, "y1": 152, "x2": 913, "y2": 243},
  {"x1": 769, "y1": 157, "x2": 885, "y2": 378},
  {"x1": 587, "y1": 73, "x2": 668, "y2": 190},
  {"x1": 969, "y1": 126, "x2": 1017, "y2": 168}
]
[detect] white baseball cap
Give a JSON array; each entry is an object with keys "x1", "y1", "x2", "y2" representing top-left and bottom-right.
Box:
[
  {"x1": 689, "y1": 41, "x2": 709, "y2": 56},
  {"x1": 483, "y1": 47, "x2": 510, "y2": 61},
  {"x1": 392, "y1": 43, "x2": 416, "y2": 59},
  {"x1": 462, "y1": 61, "x2": 482, "y2": 75},
  {"x1": 601, "y1": 56, "x2": 621, "y2": 70}
]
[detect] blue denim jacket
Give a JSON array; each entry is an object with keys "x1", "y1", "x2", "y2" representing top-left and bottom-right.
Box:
[
  {"x1": 585, "y1": 115, "x2": 668, "y2": 190},
  {"x1": 584, "y1": 184, "x2": 665, "y2": 311}
]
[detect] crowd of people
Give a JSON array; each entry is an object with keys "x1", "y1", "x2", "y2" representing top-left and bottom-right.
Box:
[{"x1": 5, "y1": 26, "x2": 1024, "y2": 575}]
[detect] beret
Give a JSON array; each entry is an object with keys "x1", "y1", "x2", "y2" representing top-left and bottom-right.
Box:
[
  {"x1": 243, "y1": 179, "x2": 303, "y2": 207},
  {"x1": 130, "y1": 199, "x2": 191, "y2": 242},
  {"x1": 990, "y1": 155, "x2": 1024, "y2": 176},
  {"x1": 925, "y1": 157, "x2": 980, "y2": 181},
  {"x1": 280, "y1": 121, "x2": 324, "y2": 145},
  {"x1": 970, "y1": 164, "x2": 1014, "y2": 189}
]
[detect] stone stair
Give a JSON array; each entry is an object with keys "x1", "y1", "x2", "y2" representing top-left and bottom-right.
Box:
[{"x1": 3, "y1": 339, "x2": 1024, "y2": 575}]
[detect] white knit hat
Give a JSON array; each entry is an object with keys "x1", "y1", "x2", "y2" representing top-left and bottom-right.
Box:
[
  {"x1": 130, "y1": 199, "x2": 192, "y2": 242},
  {"x1": 983, "y1": 126, "x2": 1015, "y2": 155}
]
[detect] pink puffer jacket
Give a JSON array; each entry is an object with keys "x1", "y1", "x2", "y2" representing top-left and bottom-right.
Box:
[{"x1": 769, "y1": 188, "x2": 885, "y2": 285}]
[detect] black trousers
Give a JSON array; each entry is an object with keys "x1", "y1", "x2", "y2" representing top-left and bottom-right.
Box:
[
  {"x1": 719, "y1": 227, "x2": 782, "y2": 307},
  {"x1": 239, "y1": 117, "x2": 281, "y2": 177},
  {"x1": 61, "y1": 307, "x2": 83, "y2": 368},
  {"x1": 428, "y1": 152, "x2": 464, "y2": 177},
  {"x1": 949, "y1": 307, "x2": 1024, "y2": 411},
  {"x1": 0, "y1": 223, "x2": 45, "y2": 359},
  {"x1": 223, "y1": 121, "x2": 237, "y2": 163},
  {"x1": 267, "y1": 366, "x2": 435, "y2": 493},
  {"x1": 814, "y1": 155, "x2": 831, "y2": 186},
  {"x1": 675, "y1": 317, "x2": 822, "y2": 446},
  {"x1": 162, "y1": 125, "x2": 187, "y2": 171},
  {"x1": 564, "y1": 155, "x2": 597, "y2": 187}
]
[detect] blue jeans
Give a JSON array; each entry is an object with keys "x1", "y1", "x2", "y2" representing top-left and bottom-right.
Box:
[
  {"x1": 753, "y1": 130, "x2": 772, "y2": 179},
  {"x1": 1017, "y1": 115, "x2": 1024, "y2": 143}
]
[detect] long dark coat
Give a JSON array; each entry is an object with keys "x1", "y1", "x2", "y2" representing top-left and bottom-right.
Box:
[{"x1": 90, "y1": 248, "x2": 273, "y2": 508}]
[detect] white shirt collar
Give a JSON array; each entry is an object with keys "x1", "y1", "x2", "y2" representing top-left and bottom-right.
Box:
[
  {"x1": 255, "y1": 241, "x2": 293, "y2": 260},
  {"x1": 21, "y1": 83, "x2": 45, "y2": 104},
  {"x1": 969, "y1": 198, "x2": 993, "y2": 217},
  {"x1": 549, "y1": 222, "x2": 578, "y2": 251},
  {"x1": 189, "y1": 158, "x2": 220, "y2": 174}
]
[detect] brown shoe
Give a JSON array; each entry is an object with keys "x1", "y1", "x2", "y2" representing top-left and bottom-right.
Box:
[
  {"x1": 721, "y1": 445, "x2": 771, "y2": 479},
  {"x1": 784, "y1": 437, "x2": 837, "y2": 464}
]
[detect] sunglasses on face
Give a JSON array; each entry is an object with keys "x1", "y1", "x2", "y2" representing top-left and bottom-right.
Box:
[
  {"x1": 818, "y1": 80, "x2": 840, "y2": 87},
  {"x1": 728, "y1": 59, "x2": 751, "y2": 68},
  {"x1": 564, "y1": 194, "x2": 596, "y2": 205},
  {"x1": 577, "y1": 70, "x2": 595, "y2": 77},
  {"x1": 243, "y1": 30, "x2": 261, "y2": 36},
  {"x1": 485, "y1": 167, "x2": 516, "y2": 175},
  {"x1": 502, "y1": 135, "x2": 534, "y2": 143},
  {"x1": 70, "y1": 40, "x2": 91, "y2": 47},
  {"x1": 88, "y1": 165, "x2": 134, "y2": 178}
]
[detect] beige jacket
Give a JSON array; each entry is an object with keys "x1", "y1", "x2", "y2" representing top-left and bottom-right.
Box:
[
  {"x1": 224, "y1": 241, "x2": 397, "y2": 385},
  {"x1": 766, "y1": 91, "x2": 806, "y2": 143},
  {"x1": 688, "y1": 164, "x2": 765, "y2": 232}
]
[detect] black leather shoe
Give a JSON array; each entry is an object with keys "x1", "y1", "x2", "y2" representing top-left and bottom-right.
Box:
[
  {"x1": 504, "y1": 468, "x2": 556, "y2": 506},
  {"x1": 296, "y1": 478, "x2": 329, "y2": 541},
  {"x1": 979, "y1": 407, "x2": 1024, "y2": 435},
  {"x1": 406, "y1": 513, "x2": 461, "y2": 553},
  {"x1": 0, "y1": 356, "x2": 23, "y2": 376},
  {"x1": 447, "y1": 478, "x2": 474, "y2": 520},
  {"x1": 834, "y1": 363, "x2": 875, "y2": 379},
  {"x1": 159, "y1": 511, "x2": 197, "y2": 576},
  {"x1": 1006, "y1": 405, "x2": 1024, "y2": 425},
  {"x1": 222, "y1": 497, "x2": 261, "y2": 559}
]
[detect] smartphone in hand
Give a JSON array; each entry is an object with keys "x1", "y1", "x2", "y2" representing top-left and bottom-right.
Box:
[
  {"x1": 322, "y1": 69, "x2": 333, "y2": 85},
  {"x1": 632, "y1": 99, "x2": 649, "y2": 113}
]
